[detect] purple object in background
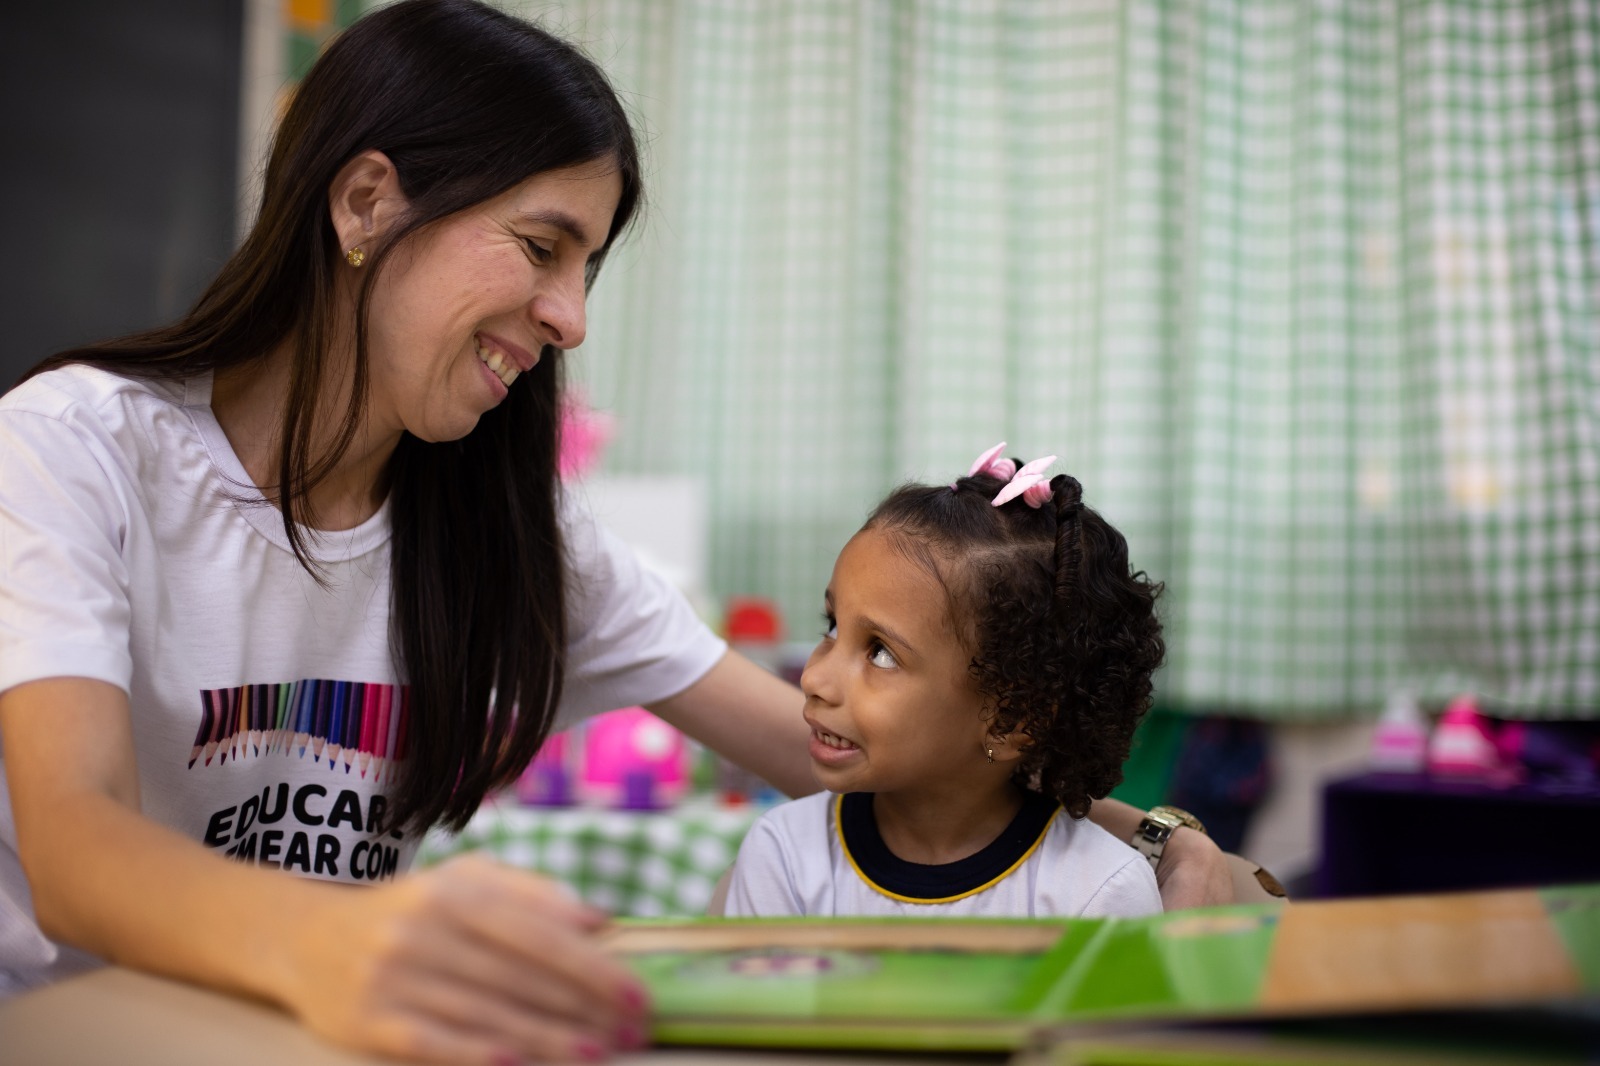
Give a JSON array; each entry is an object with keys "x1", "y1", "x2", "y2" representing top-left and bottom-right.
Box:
[
  {"x1": 621, "y1": 768, "x2": 661, "y2": 810},
  {"x1": 515, "y1": 731, "x2": 574, "y2": 806},
  {"x1": 519, "y1": 761, "x2": 571, "y2": 807},
  {"x1": 1319, "y1": 771, "x2": 1600, "y2": 898},
  {"x1": 1497, "y1": 721, "x2": 1600, "y2": 788}
]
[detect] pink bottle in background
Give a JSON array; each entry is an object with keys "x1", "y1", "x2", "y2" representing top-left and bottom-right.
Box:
[
  {"x1": 1369, "y1": 690, "x2": 1428, "y2": 773},
  {"x1": 1426, "y1": 694, "x2": 1520, "y2": 785},
  {"x1": 575, "y1": 707, "x2": 690, "y2": 810}
]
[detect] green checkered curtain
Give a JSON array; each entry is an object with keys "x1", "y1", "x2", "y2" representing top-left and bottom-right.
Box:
[{"x1": 498, "y1": 0, "x2": 1599, "y2": 719}]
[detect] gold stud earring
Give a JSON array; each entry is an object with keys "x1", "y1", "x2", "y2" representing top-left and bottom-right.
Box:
[{"x1": 345, "y1": 247, "x2": 366, "y2": 268}]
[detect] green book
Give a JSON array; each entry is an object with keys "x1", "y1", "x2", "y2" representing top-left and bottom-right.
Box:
[
  {"x1": 1017, "y1": 1004, "x2": 1600, "y2": 1066},
  {"x1": 606, "y1": 884, "x2": 1600, "y2": 1052}
]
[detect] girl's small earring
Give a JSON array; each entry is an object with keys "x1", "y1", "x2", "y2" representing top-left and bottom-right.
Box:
[
  {"x1": 345, "y1": 246, "x2": 366, "y2": 268},
  {"x1": 985, "y1": 747, "x2": 995, "y2": 763}
]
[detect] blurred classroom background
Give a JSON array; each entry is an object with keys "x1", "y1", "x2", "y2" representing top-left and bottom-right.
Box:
[{"x1": 3, "y1": 0, "x2": 1597, "y2": 904}]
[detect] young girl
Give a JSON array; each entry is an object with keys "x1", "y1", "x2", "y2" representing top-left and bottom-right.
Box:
[{"x1": 726, "y1": 444, "x2": 1166, "y2": 918}]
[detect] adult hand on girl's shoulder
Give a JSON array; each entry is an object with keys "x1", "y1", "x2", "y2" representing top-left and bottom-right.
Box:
[
  {"x1": 1082, "y1": 797, "x2": 1233, "y2": 909},
  {"x1": 1154, "y1": 827, "x2": 1233, "y2": 910},
  {"x1": 280, "y1": 854, "x2": 647, "y2": 1064}
]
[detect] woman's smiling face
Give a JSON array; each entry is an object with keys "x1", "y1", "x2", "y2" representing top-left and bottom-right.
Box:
[
  {"x1": 362, "y1": 159, "x2": 623, "y2": 443},
  {"x1": 799, "y1": 526, "x2": 994, "y2": 799}
]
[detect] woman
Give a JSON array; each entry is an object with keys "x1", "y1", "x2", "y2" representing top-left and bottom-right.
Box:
[{"x1": 0, "y1": 2, "x2": 1228, "y2": 1062}]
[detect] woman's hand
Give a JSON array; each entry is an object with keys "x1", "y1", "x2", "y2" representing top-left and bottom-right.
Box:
[
  {"x1": 283, "y1": 854, "x2": 649, "y2": 1065},
  {"x1": 1153, "y1": 827, "x2": 1234, "y2": 910},
  {"x1": 3, "y1": 680, "x2": 646, "y2": 1065}
]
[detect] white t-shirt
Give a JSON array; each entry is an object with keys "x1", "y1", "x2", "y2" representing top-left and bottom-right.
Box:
[
  {"x1": 724, "y1": 791, "x2": 1163, "y2": 919},
  {"x1": 0, "y1": 365, "x2": 727, "y2": 995}
]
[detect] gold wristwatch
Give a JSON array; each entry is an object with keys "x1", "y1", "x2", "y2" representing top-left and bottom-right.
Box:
[{"x1": 1131, "y1": 805, "x2": 1207, "y2": 869}]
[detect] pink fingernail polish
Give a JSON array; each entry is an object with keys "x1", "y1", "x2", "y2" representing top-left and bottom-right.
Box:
[
  {"x1": 620, "y1": 983, "x2": 649, "y2": 1014},
  {"x1": 574, "y1": 1038, "x2": 608, "y2": 1063},
  {"x1": 615, "y1": 1023, "x2": 648, "y2": 1050}
]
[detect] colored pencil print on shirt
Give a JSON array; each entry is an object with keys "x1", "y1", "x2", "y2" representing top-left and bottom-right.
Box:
[{"x1": 187, "y1": 680, "x2": 410, "y2": 783}]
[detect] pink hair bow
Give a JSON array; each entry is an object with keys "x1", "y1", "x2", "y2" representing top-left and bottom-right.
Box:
[
  {"x1": 991, "y1": 455, "x2": 1058, "y2": 509},
  {"x1": 959, "y1": 442, "x2": 1017, "y2": 487}
]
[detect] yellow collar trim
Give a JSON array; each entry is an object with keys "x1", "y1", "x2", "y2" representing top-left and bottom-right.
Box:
[{"x1": 834, "y1": 793, "x2": 1063, "y2": 905}]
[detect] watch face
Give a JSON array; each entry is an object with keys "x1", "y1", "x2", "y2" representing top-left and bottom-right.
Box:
[
  {"x1": 1150, "y1": 805, "x2": 1205, "y2": 835},
  {"x1": 1145, "y1": 810, "x2": 1183, "y2": 832},
  {"x1": 1136, "y1": 815, "x2": 1177, "y2": 845}
]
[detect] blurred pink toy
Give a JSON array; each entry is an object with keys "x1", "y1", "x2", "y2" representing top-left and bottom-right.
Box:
[
  {"x1": 557, "y1": 387, "x2": 615, "y2": 480},
  {"x1": 576, "y1": 707, "x2": 690, "y2": 810},
  {"x1": 515, "y1": 730, "x2": 573, "y2": 806},
  {"x1": 1427, "y1": 694, "x2": 1521, "y2": 786},
  {"x1": 1369, "y1": 690, "x2": 1428, "y2": 773}
]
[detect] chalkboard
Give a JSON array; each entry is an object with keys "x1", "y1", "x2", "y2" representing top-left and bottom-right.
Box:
[{"x1": 0, "y1": 1, "x2": 244, "y2": 387}]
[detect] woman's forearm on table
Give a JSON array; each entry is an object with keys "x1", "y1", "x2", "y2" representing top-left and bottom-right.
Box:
[{"x1": 19, "y1": 785, "x2": 339, "y2": 1005}]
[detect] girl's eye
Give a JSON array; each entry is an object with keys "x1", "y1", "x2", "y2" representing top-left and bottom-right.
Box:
[
  {"x1": 523, "y1": 238, "x2": 554, "y2": 264},
  {"x1": 820, "y1": 613, "x2": 837, "y2": 641},
  {"x1": 867, "y1": 641, "x2": 898, "y2": 669}
]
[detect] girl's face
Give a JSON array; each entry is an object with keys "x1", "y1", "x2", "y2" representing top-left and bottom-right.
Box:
[
  {"x1": 363, "y1": 160, "x2": 623, "y2": 443},
  {"x1": 799, "y1": 527, "x2": 993, "y2": 799}
]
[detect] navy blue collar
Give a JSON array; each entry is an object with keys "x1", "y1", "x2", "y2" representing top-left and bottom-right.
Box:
[{"x1": 836, "y1": 790, "x2": 1061, "y2": 903}]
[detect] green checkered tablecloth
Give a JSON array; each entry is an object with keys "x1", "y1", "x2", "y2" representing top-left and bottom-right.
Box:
[{"x1": 417, "y1": 796, "x2": 767, "y2": 917}]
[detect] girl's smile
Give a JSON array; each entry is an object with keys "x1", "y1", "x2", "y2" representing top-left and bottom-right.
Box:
[{"x1": 806, "y1": 723, "x2": 861, "y2": 766}]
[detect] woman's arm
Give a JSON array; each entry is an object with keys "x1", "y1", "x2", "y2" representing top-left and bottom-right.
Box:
[
  {"x1": 1082, "y1": 797, "x2": 1233, "y2": 909},
  {"x1": 2, "y1": 678, "x2": 646, "y2": 1065},
  {"x1": 645, "y1": 649, "x2": 815, "y2": 798}
]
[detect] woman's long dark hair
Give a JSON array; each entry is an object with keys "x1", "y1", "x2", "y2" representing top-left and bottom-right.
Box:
[{"x1": 26, "y1": 0, "x2": 642, "y2": 832}]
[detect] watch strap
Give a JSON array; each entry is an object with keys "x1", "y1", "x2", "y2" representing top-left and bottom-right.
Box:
[
  {"x1": 1130, "y1": 805, "x2": 1205, "y2": 869},
  {"x1": 1149, "y1": 804, "x2": 1206, "y2": 836}
]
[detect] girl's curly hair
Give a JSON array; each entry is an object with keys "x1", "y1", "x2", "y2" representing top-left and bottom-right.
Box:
[{"x1": 865, "y1": 467, "x2": 1164, "y2": 818}]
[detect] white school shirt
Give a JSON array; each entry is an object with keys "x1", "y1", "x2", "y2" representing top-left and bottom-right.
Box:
[
  {"x1": 0, "y1": 364, "x2": 726, "y2": 995},
  {"x1": 724, "y1": 791, "x2": 1163, "y2": 918}
]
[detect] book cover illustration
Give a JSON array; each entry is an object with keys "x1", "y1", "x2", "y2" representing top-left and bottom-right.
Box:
[{"x1": 602, "y1": 884, "x2": 1599, "y2": 1052}]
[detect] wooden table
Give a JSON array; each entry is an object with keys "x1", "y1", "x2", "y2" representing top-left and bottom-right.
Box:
[{"x1": 0, "y1": 964, "x2": 1004, "y2": 1066}]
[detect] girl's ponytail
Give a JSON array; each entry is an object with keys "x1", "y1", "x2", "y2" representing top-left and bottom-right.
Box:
[{"x1": 1050, "y1": 473, "x2": 1085, "y2": 618}]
